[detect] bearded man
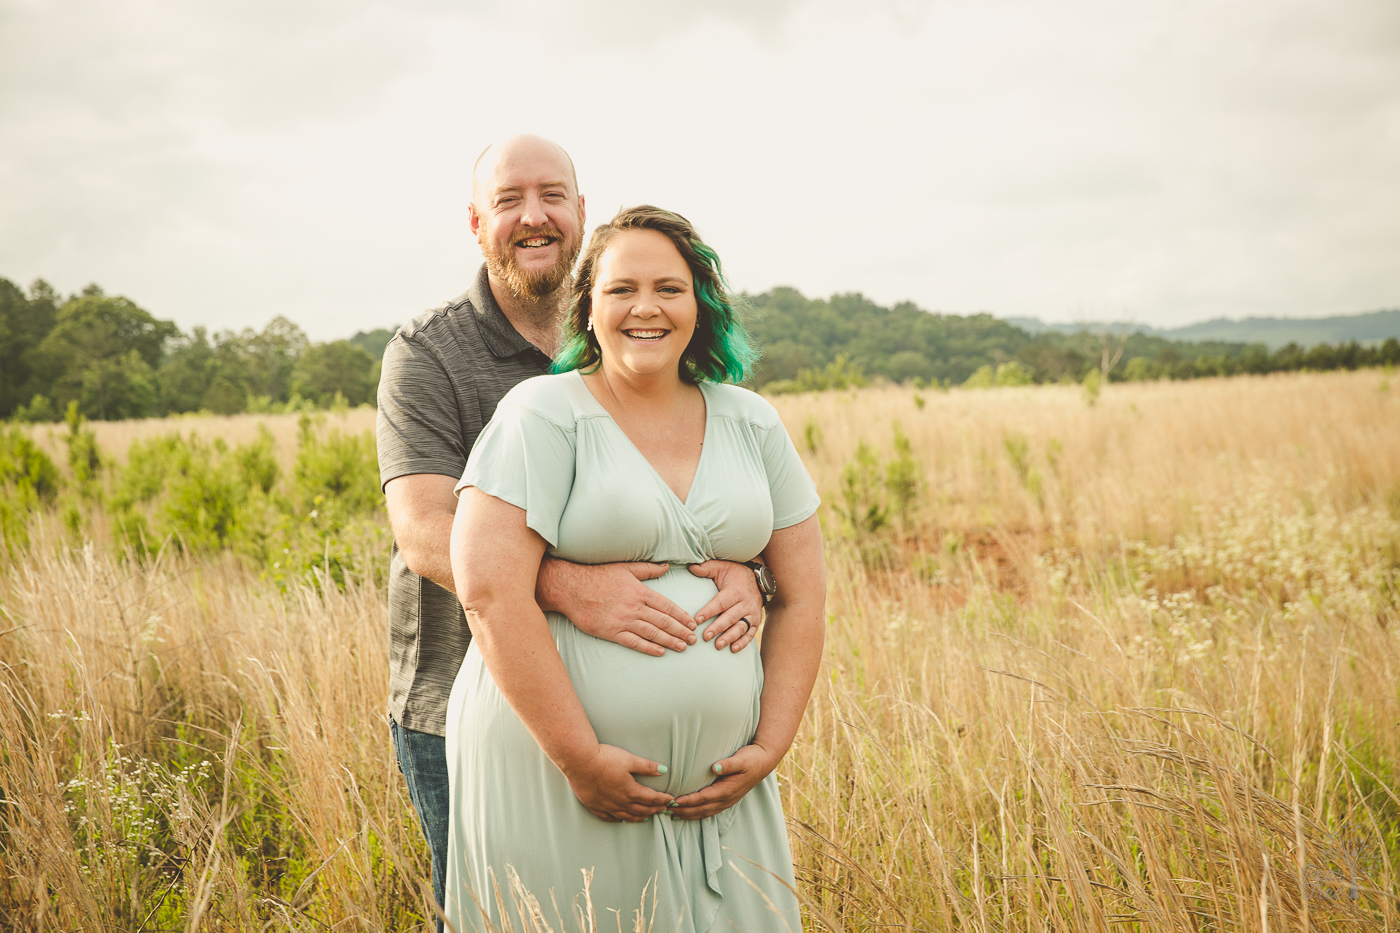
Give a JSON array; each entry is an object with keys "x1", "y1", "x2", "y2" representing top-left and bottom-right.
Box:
[{"x1": 374, "y1": 135, "x2": 766, "y2": 929}]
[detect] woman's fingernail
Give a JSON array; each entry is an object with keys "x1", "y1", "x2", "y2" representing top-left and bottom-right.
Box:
[
  {"x1": 713, "y1": 763, "x2": 724, "y2": 775},
  {"x1": 666, "y1": 800, "x2": 677, "y2": 808},
  {"x1": 657, "y1": 764, "x2": 668, "y2": 775}
]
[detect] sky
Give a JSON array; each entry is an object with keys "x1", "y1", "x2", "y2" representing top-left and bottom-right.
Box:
[{"x1": 2, "y1": 0, "x2": 1398, "y2": 341}]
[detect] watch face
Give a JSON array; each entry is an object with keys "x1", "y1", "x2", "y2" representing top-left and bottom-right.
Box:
[{"x1": 756, "y1": 564, "x2": 777, "y2": 595}]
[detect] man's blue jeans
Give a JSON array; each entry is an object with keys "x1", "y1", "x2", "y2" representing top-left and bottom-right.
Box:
[{"x1": 389, "y1": 715, "x2": 449, "y2": 933}]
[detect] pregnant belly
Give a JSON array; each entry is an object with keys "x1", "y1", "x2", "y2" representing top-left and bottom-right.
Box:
[{"x1": 550, "y1": 565, "x2": 762, "y2": 797}]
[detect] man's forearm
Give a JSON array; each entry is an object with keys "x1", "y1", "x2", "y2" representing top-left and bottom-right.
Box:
[
  {"x1": 385, "y1": 474, "x2": 461, "y2": 592},
  {"x1": 534, "y1": 554, "x2": 572, "y2": 614},
  {"x1": 534, "y1": 556, "x2": 698, "y2": 654}
]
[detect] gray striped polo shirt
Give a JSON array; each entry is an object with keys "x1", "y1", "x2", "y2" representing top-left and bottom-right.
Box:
[{"x1": 376, "y1": 264, "x2": 552, "y2": 735}]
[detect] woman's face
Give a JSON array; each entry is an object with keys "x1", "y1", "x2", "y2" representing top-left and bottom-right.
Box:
[{"x1": 589, "y1": 229, "x2": 698, "y2": 382}]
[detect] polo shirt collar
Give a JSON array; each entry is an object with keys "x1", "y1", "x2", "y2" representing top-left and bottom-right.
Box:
[{"x1": 468, "y1": 264, "x2": 548, "y2": 360}]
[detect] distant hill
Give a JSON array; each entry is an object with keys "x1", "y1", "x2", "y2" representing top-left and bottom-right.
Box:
[
  {"x1": 1160, "y1": 310, "x2": 1400, "y2": 349},
  {"x1": 1006, "y1": 318, "x2": 1142, "y2": 336},
  {"x1": 1007, "y1": 309, "x2": 1400, "y2": 351}
]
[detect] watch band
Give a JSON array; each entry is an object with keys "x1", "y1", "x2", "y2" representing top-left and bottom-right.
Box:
[{"x1": 744, "y1": 560, "x2": 777, "y2": 604}]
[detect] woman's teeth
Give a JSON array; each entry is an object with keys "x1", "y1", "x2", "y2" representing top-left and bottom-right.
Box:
[{"x1": 625, "y1": 329, "x2": 666, "y2": 340}]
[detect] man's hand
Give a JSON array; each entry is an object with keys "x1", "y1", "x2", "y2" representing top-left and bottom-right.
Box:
[
  {"x1": 559, "y1": 744, "x2": 675, "y2": 823},
  {"x1": 536, "y1": 558, "x2": 697, "y2": 656},
  {"x1": 667, "y1": 744, "x2": 778, "y2": 820},
  {"x1": 688, "y1": 560, "x2": 764, "y2": 652}
]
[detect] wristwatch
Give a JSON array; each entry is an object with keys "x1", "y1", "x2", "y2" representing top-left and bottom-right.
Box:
[{"x1": 744, "y1": 560, "x2": 777, "y2": 605}]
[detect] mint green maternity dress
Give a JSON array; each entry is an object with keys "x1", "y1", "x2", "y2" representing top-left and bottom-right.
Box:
[{"x1": 445, "y1": 370, "x2": 819, "y2": 933}]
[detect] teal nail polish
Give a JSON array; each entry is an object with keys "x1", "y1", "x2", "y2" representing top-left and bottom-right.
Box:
[
  {"x1": 657, "y1": 764, "x2": 668, "y2": 775},
  {"x1": 712, "y1": 763, "x2": 724, "y2": 775},
  {"x1": 666, "y1": 800, "x2": 677, "y2": 808}
]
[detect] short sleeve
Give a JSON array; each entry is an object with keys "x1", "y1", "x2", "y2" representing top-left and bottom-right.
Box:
[
  {"x1": 455, "y1": 402, "x2": 576, "y2": 548},
  {"x1": 757, "y1": 418, "x2": 821, "y2": 531},
  {"x1": 376, "y1": 332, "x2": 473, "y2": 487}
]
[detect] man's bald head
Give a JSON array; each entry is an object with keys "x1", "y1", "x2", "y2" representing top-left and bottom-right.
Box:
[
  {"x1": 468, "y1": 134, "x2": 586, "y2": 306},
  {"x1": 472, "y1": 134, "x2": 580, "y2": 207}
]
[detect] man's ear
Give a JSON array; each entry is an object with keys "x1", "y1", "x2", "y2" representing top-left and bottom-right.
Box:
[
  {"x1": 578, "y1": 194, "x2": 586, "y2": 229},
  {"x1": 468, "y1": 202, "x2": 482, "y2": 240}
]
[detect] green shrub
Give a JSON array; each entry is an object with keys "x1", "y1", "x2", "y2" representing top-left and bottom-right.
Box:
[
  {"x1": 963, "y1": 364, "x2": 995, "y2": 389},
  {"x1": 837, "y1": 441, "x2": 889, "y2": 541},
  {"x1": 63, "y1": 401, "x2": 104, "y2": 496},
  {"x1": 45, "y1": 413, "x2": 387, "y2": 588},
  {"x1": 764, "y1": 354, "x2": 869, "y2": 395},
  {"x1": 964, "y1": 362, "x2": 1034, "y2": 389},
  {"x1": 885, "y1": 422, "x2": 924, "y2": 533},
  {"x1": 995, "y1": 361, "x2": 1033, "y2": 387},
  {"x1": 292, "y1": 414, "x2": 380, "y2": 519},
  {"x1": 112, "y1": 433, "x2": 246, "y2": 555},
  {"x1": 228, "y1": 414, "x2": 388, "y2": 592},
  {"x1": 0, "y1": 426, "x2": 60, "y2": 503},
  {"x1": 1003, "y1": 432, "x2": 1045, "y2": 508},
  {"x1": 161, "y1": 447, "x2": 246, "y2": 553},
  {"x1": 0, "y1": 425, "x2": 61, "y2": 554},
  {"x1": 834, "y1": 423, "x2": 926, "y2": 568},
  {"x1": 114, "y1": 434, "x2": 195, "y2": 508},
  {"x1": 11, "y1": 393, "x2": 58, "y2": 423},
  {"x1": 1082, "y1": 367, "x2": 1103, "y2": 406},
  {"x1": 235, "y1": 425, "x2": 280, "y2": 494}
]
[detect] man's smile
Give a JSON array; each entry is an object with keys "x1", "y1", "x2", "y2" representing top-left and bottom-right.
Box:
[{"x1": 514, "y1": 230, "x2": 561, "y2": 250}]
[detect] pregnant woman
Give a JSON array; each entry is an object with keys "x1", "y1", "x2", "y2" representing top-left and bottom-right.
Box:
[{"x1": 444, "y1": 205, "x2": 825, "y2": 931}]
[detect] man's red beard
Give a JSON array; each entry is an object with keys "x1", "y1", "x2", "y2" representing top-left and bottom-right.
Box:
[{"x1": 482, "y1": 222, "x2": 582, "y2": 301}]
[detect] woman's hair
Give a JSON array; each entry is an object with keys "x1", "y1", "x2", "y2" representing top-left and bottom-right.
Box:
[{"x1": 551, "y1": 205, "x2": 757, "y2": 384}]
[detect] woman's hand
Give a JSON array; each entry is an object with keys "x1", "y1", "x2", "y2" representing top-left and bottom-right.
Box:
[
  {"x1": 666, "y1": 744, "x2": 779, "y2": 821},
  {"x1": 560, "y1": 744, "x2": 676, "y2": 823}
]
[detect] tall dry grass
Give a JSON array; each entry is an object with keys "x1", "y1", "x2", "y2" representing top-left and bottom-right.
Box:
[
  {"x1": 22, "y1": 407, "x2": 378, "y2": 473},
  {"x1": 776, "y1": 370, "x2": 1399, "y2": 932},
  {"x1": 774, "y1": 370, "x2": 1398, "y2": 548},
  {"x1": 0, "y1": 527, "x2": 427, "y2": 930},
  {"x1": 2, "y1": 369, "x2": 1397, "y2": 931}
]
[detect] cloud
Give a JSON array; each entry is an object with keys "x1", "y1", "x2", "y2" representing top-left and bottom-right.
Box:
[{"x1": 0, "y1": 0, "x2": 1397, "y2": 337}]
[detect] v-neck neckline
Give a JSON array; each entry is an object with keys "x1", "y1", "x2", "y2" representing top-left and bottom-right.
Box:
[{"x1": 571, "y1": 370, "x2": 711, "y2": 508}]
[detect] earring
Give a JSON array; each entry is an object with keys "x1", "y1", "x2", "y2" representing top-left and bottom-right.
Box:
[{"x1": 585, "y1": 315, "x2": 594, "y2": 333}]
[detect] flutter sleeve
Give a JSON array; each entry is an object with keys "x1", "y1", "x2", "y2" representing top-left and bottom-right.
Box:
[
  {"x1": 455, "y1": 400, "x2": 576, "y2": 549},
  {"x1": 756, "y1": 406, "x2": 821, "y2": 531}
]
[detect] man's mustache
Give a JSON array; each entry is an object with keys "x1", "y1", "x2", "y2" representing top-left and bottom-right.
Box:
[{"x1": 511, "y1": 225, "x2": 564, "y2": 247}]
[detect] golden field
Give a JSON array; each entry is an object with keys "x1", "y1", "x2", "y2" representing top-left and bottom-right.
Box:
[{"x1": 2, "y1": 369, "x2": 1397, "y2": 931}]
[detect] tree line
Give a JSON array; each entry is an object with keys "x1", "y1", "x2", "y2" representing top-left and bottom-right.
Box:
[
  {"x1": 0, "y1": 277, "x2": 393, "y2": 422},
  {"x1": 4, "y1": 275, "x2": 1398, "y2": 422},
  {"x1": 743, "y1": 288, "x2": 1400, "y2": 391}
]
